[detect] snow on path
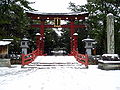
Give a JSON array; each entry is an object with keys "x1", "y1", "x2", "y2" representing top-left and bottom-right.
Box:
[
  {"x1": 0, "y1": 65, "x2": 120, "y2": 90},
  {"x1": 0, "y1": 65, "x2": 37, "y2": 85},
  {"x1": 34, "y1": 56, "x2": 78, "y2": 63}
]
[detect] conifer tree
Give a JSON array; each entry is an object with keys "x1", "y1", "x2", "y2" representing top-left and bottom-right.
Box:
[{"x1": 68, "y1": 0, "x2": 120, "y2": 54}]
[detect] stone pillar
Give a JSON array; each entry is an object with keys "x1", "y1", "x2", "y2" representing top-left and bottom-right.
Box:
[{"x1": 107, "y1": 13, "x2": 114, "y2": 54}]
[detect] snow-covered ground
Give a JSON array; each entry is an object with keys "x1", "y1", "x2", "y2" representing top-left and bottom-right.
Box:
[{"x1": 0, "y1": 56, "x2": 120, "y2": 90}]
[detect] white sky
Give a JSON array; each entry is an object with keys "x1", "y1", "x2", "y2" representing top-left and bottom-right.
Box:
[{"x1": 29, "y1": 0, "x2": 87, "y2": 13}]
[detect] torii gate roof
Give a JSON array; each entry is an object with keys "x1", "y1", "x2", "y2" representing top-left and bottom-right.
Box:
[
  {"x1": 26, "y1": 11, "x2": 89, "y2": 20},
  {"x1": 27, "y1": 11, "x2": 88, "y2": 16}
]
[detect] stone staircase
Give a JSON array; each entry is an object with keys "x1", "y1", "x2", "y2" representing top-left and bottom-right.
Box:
[{"x1": 24, "y1": 56, "x2": 85, "y2": 69}]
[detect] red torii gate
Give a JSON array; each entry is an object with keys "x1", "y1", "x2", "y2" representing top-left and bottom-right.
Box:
[{"x1": 26, "y1": 12, "x2": 89, "y2": 55}]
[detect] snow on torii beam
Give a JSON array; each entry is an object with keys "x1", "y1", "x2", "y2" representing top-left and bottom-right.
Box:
[
  {"x1": 26, "y1": 12, "x2": 89, "y2": 55},
  {"x1": 26, "y1": 12, "x2": 89, "y2": 21}
]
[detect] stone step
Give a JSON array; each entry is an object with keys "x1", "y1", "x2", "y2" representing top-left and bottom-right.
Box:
[
  {"x1": 29, "y1": 62, "x2": 82, "y2": 66},
  {"x1": 23, "y1": 56, "x2": 86, "y2": 69},
  {"x1": 25, "y1": 62, "x2": 83, "y2": 69}
]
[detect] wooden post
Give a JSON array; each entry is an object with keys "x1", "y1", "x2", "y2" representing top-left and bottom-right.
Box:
[
  {"x1": 21, "y1": 54, "x2": 25, "y2": 66},
  {"x1": 85, "y1": 54, "x2": 89, "y2": 68}
]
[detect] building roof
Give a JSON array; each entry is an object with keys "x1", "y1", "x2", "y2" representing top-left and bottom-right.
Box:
[
  {"x1": 2, "y1": 39, "x2": 13, "y2": 41},
  {"x1": 0, "y1": 41, "x2": 11, "y2": 46}
]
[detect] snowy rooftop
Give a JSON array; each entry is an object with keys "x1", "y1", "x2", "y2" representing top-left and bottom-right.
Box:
[
  {"x1": 2, "y1": 39, "x2": 13, "y2": 41},
  {"x1": 0, "y1": 41, "x2": 11, "y2": 46},
  {"x1": 26, "y1": 11, "x2": 89, "y2": 16}
]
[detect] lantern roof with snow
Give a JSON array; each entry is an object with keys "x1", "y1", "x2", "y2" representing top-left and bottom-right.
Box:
[{"x1": 82, "y1": 35, "x2": 95, "y2": 42}]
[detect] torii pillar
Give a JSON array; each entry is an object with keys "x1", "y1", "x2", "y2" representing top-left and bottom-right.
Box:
[
  {"x1": 73, "y1": 33, "x2": 78, "y2": 51},
  {"x1": 40, "y1": 20, "x2": 45, "y2": 54},
  {"x1": 70, "y1": 20, "x2": 79, "y2": 54},
  {"x1": 70, "y1": 20, "x2": 75, "y2": 54}
]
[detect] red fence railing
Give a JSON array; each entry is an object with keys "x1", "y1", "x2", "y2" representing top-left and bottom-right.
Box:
[
  {"x1": 72, "y1": 50, "x2": 89, "y2": 68},
  {"x1": 21, "y1": 48, "x2": 42, "y2": 66}
]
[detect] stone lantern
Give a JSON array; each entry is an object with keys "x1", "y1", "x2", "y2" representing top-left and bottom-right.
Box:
[
  {"x1": 82, "y1": 36, "x2": 95, "y2": 55},
  {"x1": 20, "y1": 37, "x2": 29, "y2": 54}
]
